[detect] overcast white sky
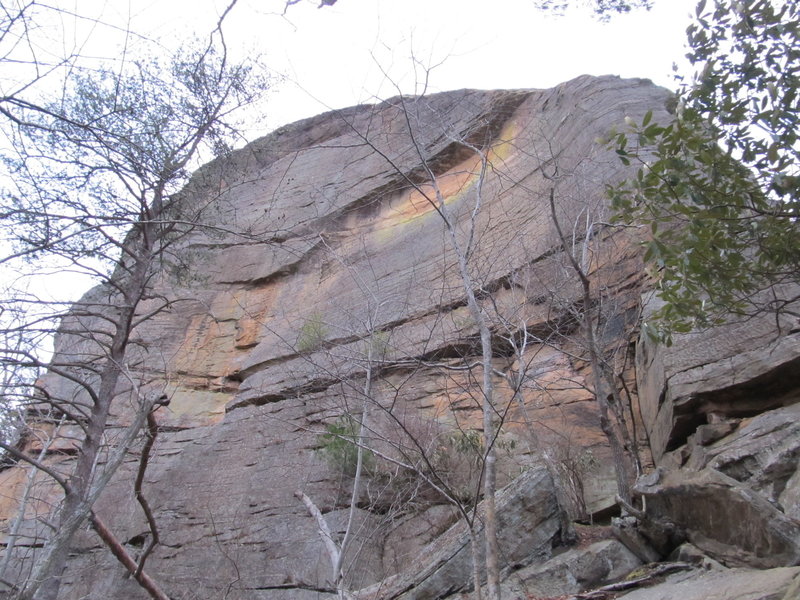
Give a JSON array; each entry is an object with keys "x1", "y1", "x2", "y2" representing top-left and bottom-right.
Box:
[{"x1": 62, "y1": 0, "x2": 699, "y2": 135}]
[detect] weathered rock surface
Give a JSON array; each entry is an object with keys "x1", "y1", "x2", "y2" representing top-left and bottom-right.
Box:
[
  {"x1": 685, "y1": 403, "x2": 800, "y2": 517},
  {"x1": 499, "y1": 538, "x2": 642, "y2": 599},
  {"x1": 2, "y1": 72, "x2": 799, "y2": 600},
  {"x1": 617, "y1": 566, "x2": 800, "y2": 600},
  {"x1": 362, "y1": 465, "x2": 563, "y2": 599},
  {"x1": 633, "y1": 293, "x2": 800, "y2": 575},
  {"x1": 0, "y1": 74, "x2": 675, "y2": 600},
  {"x1": 637, "y1": 294, "x2": 800, "y2": 463},
  {"x1": 635, "y1": 468, "x2": 800, "y2": 568}
]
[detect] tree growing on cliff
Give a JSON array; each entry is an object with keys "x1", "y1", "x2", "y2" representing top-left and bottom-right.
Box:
[
  {"x1": 316, "y1": 82, "x2": 558, "y2": 598},
  {"x1": 363, "y1": 114, "x2": 505, "y2": 599},
  {"x1": 290, "y1": 241, "x2": 515, "y2": 598},
  {"x1": 609, "y1": 0, "x2": 800, "y2": 341},
  {"x1": 0, "y1": 17, "x2": 270, "y2": 600},
  {"x1": 294, "y1": 278, "x2": 387, "y2": 599},
  {"x1": 321, "y1": 70, "x2": 654, "y2": 600},
  {"x1": 545, "y1": 187, "x2": 641, "y2": 503}
]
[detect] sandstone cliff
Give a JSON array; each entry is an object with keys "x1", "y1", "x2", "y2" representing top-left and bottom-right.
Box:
[{"x1": 1, "y1": 75, "x2": 798, "y2": 600}]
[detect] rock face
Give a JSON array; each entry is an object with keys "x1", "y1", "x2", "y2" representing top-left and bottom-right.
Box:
[
  {"x1": 365, "y1": 466, "x2": 563, "y2": 600},
  {"x1": 632, "y1": 293, "x2": 800, "y2": 575},
  {"x1": 1, "y1": 74, "x2": 798, "y2": 600},
  {"x1": 637, "y1": 293, "x2": 800, "y2": 464},
  {"x1": 617, "y1": 566, "x2": 800, "y2": 600}
]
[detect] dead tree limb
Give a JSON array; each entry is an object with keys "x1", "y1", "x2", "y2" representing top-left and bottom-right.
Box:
[
  {"x1": 89, "y1": 513, "x2": 170, "y2": 600},
  {"x1": 570, "y1": 562, "x2": 692, "y2": 599},
  {"x1": 134, "y1": 407, "x2": 164, "y2": 577}
]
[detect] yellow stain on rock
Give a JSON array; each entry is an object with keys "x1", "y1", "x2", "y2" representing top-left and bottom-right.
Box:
[
  {"x1": 0, "y1": 457, "x2": 70, "y2": 523},
  {"x1": 173, "y1": 313, "x2": 235, "y2": 376},
  {"x1": 172, "y1": 284, "x2": 278, "y2": 375},
  {"x1": 230, "y1": 286, "x2": 277, "y2": 350},
  {"x1": 376, "y1": 119, "x2": 520, "y2": 238},
  {"x1": 488, "y1": 120, "x2": 518, "y2": 166},
  {"x1": 162, "y1": 388, "x2": 228, "y2": 428},
  {"x1": 166, "y1": 284, "x2": 281, "y2": 425}
]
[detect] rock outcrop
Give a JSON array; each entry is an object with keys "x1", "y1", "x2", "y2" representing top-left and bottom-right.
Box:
[
  {"x1": 617, "y1": 566, "x2": 800, "y2": 600},
  {"x1": 637, "y1": 293, "x2": 800, "y2": 464},
  {"x1": 500, "y1": 538, "x2": 642, "y2": 599},
  {"x1": 1, "y1": 74, "x2": 798, "y2": 600},
  {"x1": 630, "y1": 293, "x2": 800, "y2": 569},
  {"x1": 364, "y1": 466, "x2": 563, "y2": 600},
  {"x1": 635, "y1": 468, "x2": 800, "y2": 568}
]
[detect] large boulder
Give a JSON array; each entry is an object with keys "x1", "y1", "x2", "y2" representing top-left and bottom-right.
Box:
[
  {"x1": 618, "y1": 565, "x2": 800, "y2": 600},
  {"x1": 500, "y1": 538, "x2": 641, "y2": 599},
  {"x1": 361, "y1": 465, "x2": 564, "y2": 600},
  {"x1": 635, "y1": 468, "x2": 800, "y2": 568},
  {"x1": 688, "y1": 404, "x2": 800, "y2": 519},
  {"x1": 636, "y1": 295, "x2": 800, "y2": 464}
]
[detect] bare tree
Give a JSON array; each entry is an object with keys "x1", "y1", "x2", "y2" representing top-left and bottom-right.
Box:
[
  {"x1": 294, "y1": 281, "x2": 385, "y2": 599},
  {"x1": 287, "y1": 243, "x2": 468, "y2": 596},
  {"x1": 348, "y1": 98, "x2": 505, "y2": 600},
  {"x1": 276, "y1": 226, "x2": 529, "y2": 598},
  {"x1": 0, "y1": 14, "x2": 271, "y2": 598},
  {"x1": 544, "y1": 182, "x2": 642, "y2": 503},
  {"x1": 320, "y1": 75, "x2": 651, "y2": 596},
  {"x1": 486, "y1": 123, "x2": 645, "y2": 509},
  {"x1": 266, "y1": 86, "x2": 534, "y2": 598}
]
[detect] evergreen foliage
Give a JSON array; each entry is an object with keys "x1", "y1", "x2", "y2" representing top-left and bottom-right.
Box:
[
  {"x1": 318, "y1": 414, "x2": 374, "y2": 476},
  {"x1": 609, "y1": 0, "x2": 800, "y2": 342}
]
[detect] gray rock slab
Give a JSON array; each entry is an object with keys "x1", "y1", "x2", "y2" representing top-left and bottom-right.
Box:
[
  {"x1": 636, "y1": 468, "x2": 800, "y2": 568},
  {"x1": 502, "y1": 539, "x2": 642, "y2": 598},
  {"x1": 618, "y1": 566, "x2": 800, "y2": 600}
]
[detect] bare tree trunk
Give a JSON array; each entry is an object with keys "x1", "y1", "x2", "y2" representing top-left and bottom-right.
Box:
[
  {"x1": 548, "y1": 189, "x2": 634, "y2": 503},
  {"x1": 24, "y1": 279, "x2": 144, "y2": 600},
  {"x1": 134, "y1": 410, "x2": 163, "y2": 578},
  {"x1": 89, "y1": 514, "x2": 170, "y2": 600},
  {"x1": 21, "y1": 387, "x2": 160, "y2": 600},
  {"x1": 444, "y1": 226, "x2": 502, "y2": 597},
  {"x1": 294, "y1": 491, "x2": 346, "y2": 596},
  {"x1": 477, "y1": 322, "x2": 500, "y2": 600},
  {"x1": 333, "y1": 358, "x2": 373, "y2": 599},
  {"x1": 446, "y1": 153, "x2": 501, "y2": 600},
  {"x1": 17, "y1": 180, "x2": 176, "y2": 599},
  {"x1": 294, "y1": 325, "x2": 379, "y2": 600},
  {"x1": 341, "y1": 96, "x2": 505, "y2": 597},
  {"x1": 469, "y1": 529, "x2": 484, "y2": 600},
  {"x1": 27, "y1": 376, "x2": 121, "y2": 600}
]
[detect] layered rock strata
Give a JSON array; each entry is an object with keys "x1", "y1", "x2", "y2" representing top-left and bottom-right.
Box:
[{"x1": 2, "y1": 73, "x2": 798, "y2": 600}]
